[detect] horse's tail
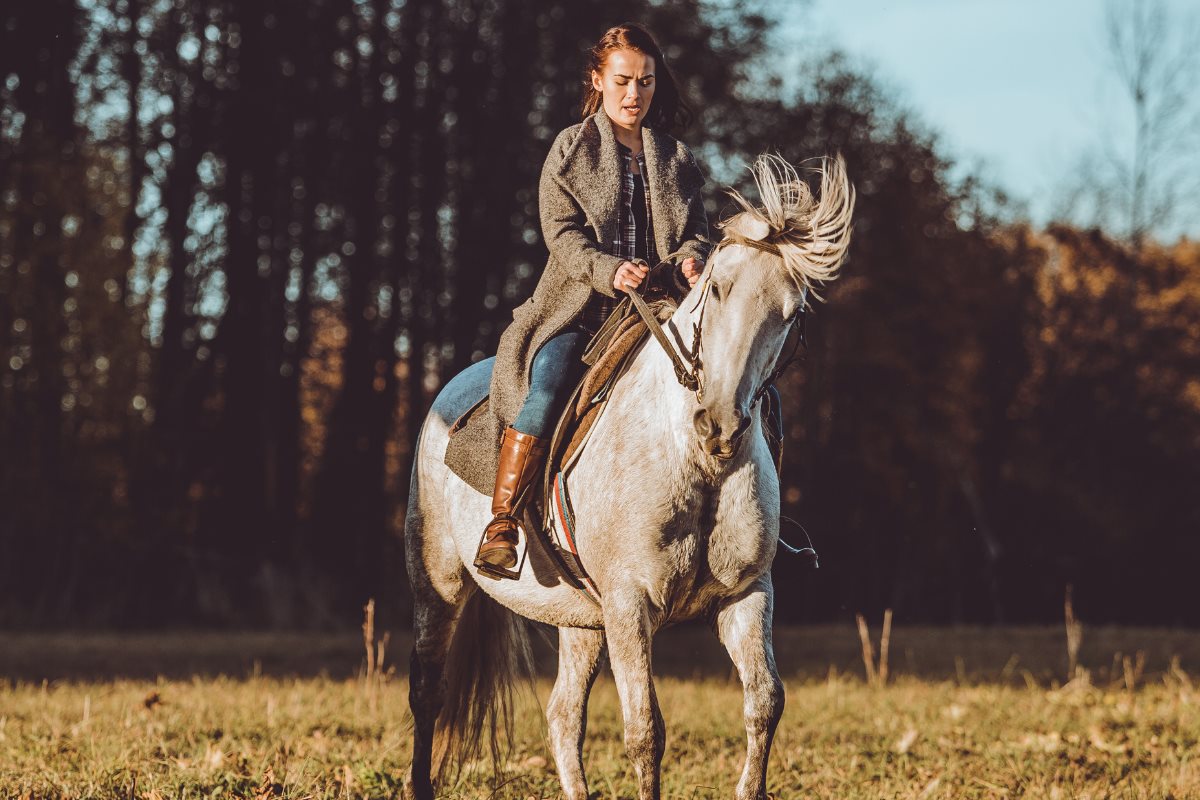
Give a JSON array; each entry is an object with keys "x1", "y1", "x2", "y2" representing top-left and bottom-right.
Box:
[{"x1": 432, "y1": 587, "x2": 535, "y2": 783}]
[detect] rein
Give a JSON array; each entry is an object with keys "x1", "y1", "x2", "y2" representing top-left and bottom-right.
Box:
[
  {"x1": 625, "y1": 237, "x2": 819, "y2": 567},
  {"x1": 625, "y1": 278, "x2": 701, "y2": 394},
  {"x1": 628, "y1": 236, "x2": 802, "y2": 407}
]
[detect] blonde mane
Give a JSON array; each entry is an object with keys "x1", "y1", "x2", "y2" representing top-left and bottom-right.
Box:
[{"x1": 720, "y1": 153, "x2": 855, "y2": 303}]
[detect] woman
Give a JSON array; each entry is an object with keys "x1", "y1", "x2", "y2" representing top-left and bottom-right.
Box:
[{"x1": 474, "y1": 22, "x2": 713, "y2": 578}]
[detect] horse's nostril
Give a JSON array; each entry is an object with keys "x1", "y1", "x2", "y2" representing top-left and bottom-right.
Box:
[
  {"x1": 693, "y1": 408, "x2": 715, "y2": 438},
  {"x1": 704, "y1": 436, "x2": 736, "y2": 459}
]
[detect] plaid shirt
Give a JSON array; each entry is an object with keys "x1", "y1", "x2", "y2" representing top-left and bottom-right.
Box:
[{"x1": 577, "y1": 141, "x2": 655, "y2": 335}]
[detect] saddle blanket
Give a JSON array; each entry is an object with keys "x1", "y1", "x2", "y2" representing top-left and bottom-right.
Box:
[{"x1": 545, "y1": 470, "x2": 602, "y2": 603}]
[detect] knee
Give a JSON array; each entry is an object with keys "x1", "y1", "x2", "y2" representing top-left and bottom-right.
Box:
[
  {"x1": 623, "y1": 719, "x2": 664, "y2": 761},
  {"x1": 523, "y1": 379, "x2": 555, "y2": 408},
  {"x1": 768, "y1": 676, "x2": 785, "y2": 719},
  {"x1": 623, "y1": 700, "x2": 665, "y2": 754},
  {"x1": 531, "y1": 334, "x2": 576, "y2": 375},
  {"x1": 527, "y1": 349, "x2": 570, "y2": 401},
  {"x1": 747, "y1": 676, "x2": 785, "y2": 731}
]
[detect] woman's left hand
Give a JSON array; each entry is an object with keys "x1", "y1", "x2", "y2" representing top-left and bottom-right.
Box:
[{"x1": 681, "y1": 257, "x2": 704, "y2": 287}]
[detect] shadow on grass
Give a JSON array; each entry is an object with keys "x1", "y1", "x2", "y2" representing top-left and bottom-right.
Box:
[{"x1": 2, "y1": 623, "x2": 1199, "y2": 686}]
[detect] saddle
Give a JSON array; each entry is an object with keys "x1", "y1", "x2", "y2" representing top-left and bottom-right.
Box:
[
  {"x1": 441, "y1": 275, "x2": 677, "y2": 598},
  {"x1": 443, "y1": 259, "x2": 680, "y2": 494},
  {"x1": 442, "y1": 264, "x2": 790, "y2": 594},
  {"x1": 443, "y1": 292, "x2": 669, "y2": 500}
]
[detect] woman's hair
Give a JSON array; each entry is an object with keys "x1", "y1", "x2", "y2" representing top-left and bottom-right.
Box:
[{"x1": 580, "y1": 23, "x2": 693, "y2": 134}]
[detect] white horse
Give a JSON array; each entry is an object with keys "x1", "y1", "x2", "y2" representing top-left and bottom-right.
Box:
[{"x1": 403, "y1": 153, "x2": 853, "y2": 800}]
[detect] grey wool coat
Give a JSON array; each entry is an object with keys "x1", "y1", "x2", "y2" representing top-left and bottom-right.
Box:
[{"x1": 489, "y1": 110, "x2": 714, "y2": 428}]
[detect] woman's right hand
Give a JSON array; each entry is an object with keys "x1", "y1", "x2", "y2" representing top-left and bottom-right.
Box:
[{"x1": 613, "y1": 261, "x2": 649, "y2": 293}]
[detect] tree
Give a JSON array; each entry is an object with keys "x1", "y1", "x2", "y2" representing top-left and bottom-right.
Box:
[{"x1": 1060, "y1": 0, "x2": 1200, "y2": 253}]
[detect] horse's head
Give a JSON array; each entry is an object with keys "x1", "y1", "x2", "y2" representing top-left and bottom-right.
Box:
[{"x1": 684, "y1": 153, "x2": 854, "y2": 460}]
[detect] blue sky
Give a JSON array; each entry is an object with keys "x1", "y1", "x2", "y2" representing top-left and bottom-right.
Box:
[{"x1": 786, "y1": 0, "x2": 1198, "y2": 236}]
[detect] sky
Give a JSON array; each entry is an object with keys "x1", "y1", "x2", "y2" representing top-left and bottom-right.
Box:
[{"x1": 787, "y1": 0, "x2": 1199, "y2": 236}]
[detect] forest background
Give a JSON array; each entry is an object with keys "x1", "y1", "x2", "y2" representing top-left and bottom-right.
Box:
[{"x1": 2, "y1": 0, "x2": 1197, "y2": 629}]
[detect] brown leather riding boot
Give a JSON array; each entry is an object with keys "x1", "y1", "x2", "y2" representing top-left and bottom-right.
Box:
[{"x1": 473, "y1": 426, "x2": 548, "y2": 578}]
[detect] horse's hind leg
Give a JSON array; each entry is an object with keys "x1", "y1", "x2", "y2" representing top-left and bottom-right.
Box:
[
  {"x1": 406, "y1": 586, "x2": 460, "y2": 800},
  {"x1": 714, "y1": 576, "x2": 785, "y2": 800},
  {"x1": 547, "y1": 626, "x2": 606, "y2": 800},
  {"x1": 404, "y1": 489, "x2": 468, "y2": 800}
]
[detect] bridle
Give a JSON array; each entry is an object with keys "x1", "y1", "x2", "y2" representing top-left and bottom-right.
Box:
[
  {"x1": 627, "y1": 235, "x2": 820, "y2": 567},
  {"x1": 626, "y1": 235, "x2": 806, "y2": 408}
]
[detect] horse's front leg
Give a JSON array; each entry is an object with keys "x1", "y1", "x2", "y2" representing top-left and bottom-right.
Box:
[
  {"x1": 547, "y1": 626, "x2": 606, "y2": 800},
  {"x1": 714, "y1": 576, "x2": 785, "y2": 800},
  {"x1": 604, "y1": 592, "x2": 665, "y2": 800}
]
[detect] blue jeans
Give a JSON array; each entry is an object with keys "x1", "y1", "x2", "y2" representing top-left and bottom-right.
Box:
[{"x1": 512, "y1": 330, "x2": 589, "y2": 437}]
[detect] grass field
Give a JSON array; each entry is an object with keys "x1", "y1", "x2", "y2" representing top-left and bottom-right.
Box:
[{"x1": 2, "y1": 626, "x2": 1198, "y2": 799}]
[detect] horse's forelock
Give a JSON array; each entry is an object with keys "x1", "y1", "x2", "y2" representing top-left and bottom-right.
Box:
[{"x1": 721, "y1": 153, "x2": 855, "y2": 304}]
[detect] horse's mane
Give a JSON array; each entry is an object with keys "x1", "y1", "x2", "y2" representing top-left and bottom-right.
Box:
[{"x1": 720, "y1": 153, "x2": 855, "y2": 303}]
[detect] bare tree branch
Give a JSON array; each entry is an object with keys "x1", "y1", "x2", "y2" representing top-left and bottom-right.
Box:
[{"x1": 1069, "y1": 0, "x2": 1200, "y2": 252}]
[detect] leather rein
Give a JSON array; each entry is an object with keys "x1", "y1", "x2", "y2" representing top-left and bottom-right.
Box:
[
  {"x1": 624, "y1": 236, "x2": 821, "y2": 568},
  {"x1": 626, "y1": 236, "x2": 805, "y2": 407}
]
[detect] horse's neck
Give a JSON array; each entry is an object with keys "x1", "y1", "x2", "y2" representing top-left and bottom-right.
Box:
[{"x1": 600, "y1": 300, "x2": 708, "y2": 474}]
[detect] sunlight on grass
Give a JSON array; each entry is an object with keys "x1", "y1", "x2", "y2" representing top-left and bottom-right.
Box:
[{"x1": 2, "y1": 669, "x2": 1197, "y2": 799}]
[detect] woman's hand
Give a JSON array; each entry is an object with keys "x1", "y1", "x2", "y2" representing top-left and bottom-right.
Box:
[
  {"x1": 613, "y1": 261, "x2": 649, "y2": 293},
  {"x1": 681, "y1": 257, "x2": 704, "y2": 287}
]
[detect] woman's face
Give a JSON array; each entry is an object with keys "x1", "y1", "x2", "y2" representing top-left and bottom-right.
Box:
[{"x1": 591, "y1": 48, "x2": 656, "y2": 132}]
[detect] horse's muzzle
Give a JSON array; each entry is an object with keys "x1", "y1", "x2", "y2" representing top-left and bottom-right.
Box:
[{"x1": 694, "y1": 407, "x2": 750, "y2": 459}]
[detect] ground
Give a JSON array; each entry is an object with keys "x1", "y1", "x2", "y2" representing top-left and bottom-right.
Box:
[{"x1": 1, "y1": 626, "x2": 1197, "y2": 799}]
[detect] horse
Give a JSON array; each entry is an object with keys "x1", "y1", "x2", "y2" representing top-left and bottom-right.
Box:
[{"x1": 403, "y1": 152, "x2": 854, "y2": 800}]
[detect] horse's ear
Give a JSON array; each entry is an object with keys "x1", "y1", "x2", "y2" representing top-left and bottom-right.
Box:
[{"x1": 722, "y1": 212, "x2": 771, "y2": 242}]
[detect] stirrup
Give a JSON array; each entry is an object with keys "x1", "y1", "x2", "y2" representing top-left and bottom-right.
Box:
[{"x1": 473, "y1": 514, "x2": 528, "y2": 581}]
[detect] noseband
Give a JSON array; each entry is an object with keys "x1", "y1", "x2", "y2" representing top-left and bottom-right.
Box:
[{"x1": 627, "y1": 236, "x2": 805, "y2": 407}]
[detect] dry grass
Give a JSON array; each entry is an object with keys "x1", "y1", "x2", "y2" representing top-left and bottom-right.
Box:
[
  {"x1": 3, "y1": 673, "x2": 1198, "y2": 799},
  {"x1": 1, "y1": 627, "x2": 1198, "y2": 798},
  {"x1": 2, "y1": 628, "x2": 1200, "y2": 796}
]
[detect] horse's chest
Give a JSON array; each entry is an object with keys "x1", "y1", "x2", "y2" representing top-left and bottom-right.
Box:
[
  {"x1": 654, "y1": 519, "x2": 775, "y2": 622},
  {"x1": 572, "y1": 447, "x2": 776, "y2": 617}
]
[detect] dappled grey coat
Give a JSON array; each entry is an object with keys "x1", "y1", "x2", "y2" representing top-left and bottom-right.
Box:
[{"x1": 488, "y1": 110, "x2": 713, "y2": 427}]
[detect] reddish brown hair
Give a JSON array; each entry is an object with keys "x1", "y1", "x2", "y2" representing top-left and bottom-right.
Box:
[{"x1": 580, "y1": 23, "x2": 693, "y2": 134}]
